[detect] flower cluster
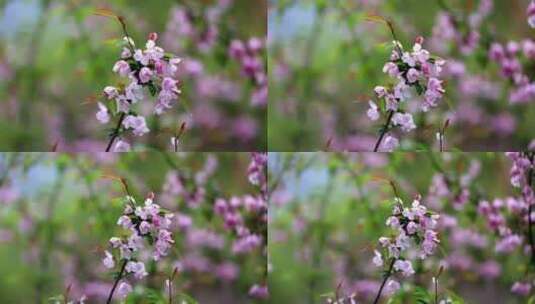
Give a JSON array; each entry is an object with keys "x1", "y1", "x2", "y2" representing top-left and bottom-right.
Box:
[
  {"x1": 507, "y1": 152, "x2": 534, "y2": 205},
  {"x1": 369, "y1": 37, "x2": 445, "y2": 151},
  {"x1": 248, "y1": 284, "x2": 269, "y2": 299},
  {"x1": 162, "y1": 1, "x2": 232, "y2": 53},
  {"x1": 373, "y1": 197, "x2": 440, "y2": 295},
  {"x1": 429, "y1": 0, "x2": 493, "y2": 55},
  {"x1": 426, "y1": 159, "x2": 481, "y2": 211},
  {"x1": 229, "y1": 38, "x2": 267, "y2": 107},
  {"x1": 97, "y1": 32, "x2": 182, "y2": 151},
  {"x1": 102, "y1": 193, "x2": 175, "y2": 299},
  {"x1": 489, "y1": 40, "x2": 535, "y2": 104},
  {"x1": 213, "y1": 194, "x2": 266, "y2": 254},
  {"x1": 213, "y1": 153, "x2": 268, "y2": 299},
  {"x1": 477, "y1": 198, "x2": 524, "y2": 252},
  {"x1": 476, "y1": 153, "x2": 534, "y2": 296},
  {"x1": 529, "y1": 1, "x2": 535, "y2": 28},
  {"x1": 248, "y1": 152, "x2": 268, "y2": 197}
]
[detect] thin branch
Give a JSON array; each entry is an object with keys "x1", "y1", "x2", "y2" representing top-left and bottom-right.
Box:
[
  {"x1": 105, "y1": 112, "x2": 127, "y2": 152},
  {"x1": 373, "y1": 110, "x2": 395, "y2": 152},
  {"x1": 106, "y1": 259, "x2": 128, "y2": 304},
  {"x1": 373, "y1": 258, "x2": 396, "y2": 304}
]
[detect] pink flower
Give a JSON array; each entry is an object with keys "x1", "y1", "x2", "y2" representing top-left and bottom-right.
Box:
[
  {"x1": 134, "y1": 49, "x2": 149, "y2": 66},
  {"x1": 162, "y1": 77, "x2": 178, "y2": 92},
  {"x1": 392, "y1": 113, "x2": 416, "y2": 132},
  {"x1": 248, "y1": 37, "x2": 263, "y2": 53},
  {"x1": 113, "y1": 60, "x2": 131, "y2": 77},
  {"x1": 122, "y1": 115, "x2": 149, "y2": 136},
  {"x1": 109, "y1": 237, "x2": 122, "y2": 248},
  {"x1": 406, "y1": 221, "x2": 418, "y2": 234},
  {"x1": 116, "y1": 96, "x2": 130, "y2": 113},
  {"x1": 96, "y1": 102, "x2": 110, "y2": 124},
  {"x1": 394, "y1": 259, "x2": 415, "y2": 277},
  {"x1": 113, "y1": 140, "x2": 131, "y2": 152},
  {"x1": 489, "y1": 43, "x2": 505, "y2": 61},
  {"x1": 386, "y1": 216, "x2": 400, "y2": 228},
  {"x1": 117, "y1": 215, "x2": 133, "y2": 229},
  {"x1": 117, "y1": 282, "x2": 132, "y2": 299},
  {"x1": 102, "y1": 251, "x2": 115, "y2": 269},
  {"x1": 379, "y1": 135, "x2": 399, "y2": 152},
  {"x1": 523, "y1": 40, "x2": 535, "y2": 59},
  {"x1": 367, "y1": 100, "x2": 380, "y2": 121},
  {"x1": 495, "y1": 234, "x2": 522, "y2": 253},
  {"x1": 528, "y1": 1, "x2": 535, "y2": 28},
  {"x1": 248, "y1": 284, "x2": 269, "y2": 299},
  {"x1": 374, "y1": 86, "x2": 387, "y2": 98},
  {"x1": 232, "y1": 234, "x2": 262, "y2": 254},
  {"x1": 126, "y1": 261, "x2": 148, "y2": 279},
  {"x1": 139, "y1": 67, "x2": 153, "y2": 83},
  {"x1": 384, "y1": 279, "x2": 400, "y2": 295},
  {"x1": 407, "y1": 68, "x2": 420, "y2": 83},
  {"x1": 372, "y1": 250, "x2": 383, "y2": 267},
  {"x1": 139, "y1": 221, "x2": 151, "y2": 234},
  {"x1": 125, "y1": 81, "x2": 144, "y2": 102},
  {"x1": 383, "y1": 62, "x2": 400, "y2": 77},
  {"x1": 511, "y1": 281, "x2": 532, "y2": 296},
  {"x1": 103, "y1": 86, "x2": 119, "y2": 99},
  {"x1": 229, "y1": 40, "x2": 246, "y2": 59}
]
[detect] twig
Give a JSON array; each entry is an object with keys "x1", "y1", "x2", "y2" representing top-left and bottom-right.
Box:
[
  {"x1": 373, "y1": 110, "x2": 395, "y2": 152},
  {"x1": 105, "y1": 112, "x2": 126, "y2": 152},
  {"x1": 106, "y1": 259, "x2": 128, "y2": 304},
  {"x1": 373, "y1": 258, "x2": 396, "y2": 304}
]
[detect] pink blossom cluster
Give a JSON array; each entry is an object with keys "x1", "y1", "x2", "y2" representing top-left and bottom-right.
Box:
[
  {"x1": 507, "y1": 152, "x2": 535, "y2": 205},
  {"x1": 373, "y1": 197, "x2": 440, "y2": 295},
  {"x1": 426, "y1": 160, "x2": 481, "y2": 211},
  {"x1": 429, "y1": 0, "x2": 493, "y2": 55},
  {"x1": 102, "y1": 193, "x2": 175, "y2": 299},
  {"x1": 477, "y1": 198, "x2": 525, "y2": 253},
  {"x1": 489, "y1": 40, "x2": 535, "y2": 104},
  {"x1": 229, "y1": 38, "x2": 267, "y2": 107},
  {"x1": 214, "y1": 153, "x2": 268, "y2": 299},
  {"x1": 529, "y1": 1, "x2": 535, "y2": 28},
  {"x1": 213, "y1": 195, "x2": 266, "y2": 254},
  {"x1": 369, "y1": 37, "x2": 445, "y2": 151},
  {"x1": 162, "y1": 0, "x2": 233, "y2": 53},
  {"x1": 157, "y1": 159, "x2": 243, "y2": 284},
  {"x1": 160, "y1": 155, "x2": 218, "y2": 210},
  {"x1": 96, "y1": 33, "x2": 182, "y2": 151},
  {"x1": 476, "y1": 153, "x2": 535, "y2": 296},
  {"x1": 248, "y1": 152, "x2": 268, "y2": 196}
]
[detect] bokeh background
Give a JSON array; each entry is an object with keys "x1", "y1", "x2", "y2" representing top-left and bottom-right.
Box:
[
  {"x1": 268, "y1": 0, "x2": 535, "y2": 151},
  {"x1": 0, "y1": 0, "x2": 266, "y2": 151},
  {"x1": 269, "y1": 152, "x2": 531, "y2": 303},
  {"x1": 0, "y1": 152, "x2": 266, "y2": 303}
]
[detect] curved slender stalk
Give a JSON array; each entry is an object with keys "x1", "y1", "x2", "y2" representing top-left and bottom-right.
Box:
[
  {"x1": 373, "y1": 110, "x2": 395, "y2": 152},
  {"x1": 106, "y1": 259, "x2": 128, "y2": 304},
  {"x1": 105, "y1": 113, "x2": 126, "y2": 152},
  {"x1": 373, "y1": 258, "x2": 396, "y2": 304}
]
